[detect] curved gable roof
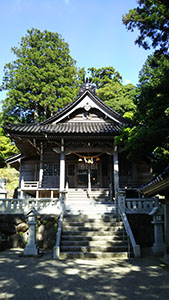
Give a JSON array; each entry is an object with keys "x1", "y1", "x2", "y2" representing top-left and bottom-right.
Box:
[{"x1": 42, "y1": 87, "x2": 127, "y2": 125}]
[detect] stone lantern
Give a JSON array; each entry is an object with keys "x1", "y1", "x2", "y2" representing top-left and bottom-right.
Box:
[{"x1": 23, "y1": 208, "x2": 39, "y2": 256}]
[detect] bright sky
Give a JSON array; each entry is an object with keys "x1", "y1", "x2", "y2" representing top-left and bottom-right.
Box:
[{"x1": 0, "y1": 0, "x2": 152, "y2": 106}]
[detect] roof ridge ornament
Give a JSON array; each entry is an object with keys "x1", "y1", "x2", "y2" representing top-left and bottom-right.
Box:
[{"x1": 79, "y1": 78, "x2": 96, "y2": 95}]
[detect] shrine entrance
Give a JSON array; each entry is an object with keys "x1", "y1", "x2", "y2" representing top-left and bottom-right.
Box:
[
  {"x1": 66, "y1": 154, "x2": 103, "y2": 189},
  {"x1": 77, "y1": 164, "x2": 99, "y2": 189}
]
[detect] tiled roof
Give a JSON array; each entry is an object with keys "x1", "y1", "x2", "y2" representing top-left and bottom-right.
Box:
[
  {"x1": 140, "y1": 166, "x2": 169, "y2": 196},
  {"x1": 42, "y1": 89, "x2": 127, "y2": 125},
  {"x1": 4, "y1": 122, "x2": 121, "y2": 135}
]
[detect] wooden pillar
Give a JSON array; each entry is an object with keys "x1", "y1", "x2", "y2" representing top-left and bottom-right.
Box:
[
  {"x1": 18, "y1": 162, "x2": 24, "y2": 199},
  {"x1": 109, "y1": 155, "x2": 113, "y2": 201},
  {"x1": 39, "y1": 142, "x2": 43, "y2": 187},
  {"x1": 59, "y1": 138, "x2": 65, "y2": 192},
  {"x1": 88, "y1": 166, "x2": 91, "y2": 192},
  {"x1": 19, "y1": 177, "x2": 24, "y2": 199},
  {"x1": 113, "y1": 146, "x2": 119, "y2": 206}
]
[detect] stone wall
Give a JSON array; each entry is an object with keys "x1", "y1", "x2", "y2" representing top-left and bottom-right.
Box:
[
  {"x1": 0, "y1": 215, "x2": 58, "y2": 251},
  {"x1": 128, "y1": 214, "x2": 154, "y2": 246}
]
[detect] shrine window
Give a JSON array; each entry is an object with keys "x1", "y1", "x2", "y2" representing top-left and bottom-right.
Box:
[
  {"x1": 43, "y1": 164, "x2": 60, "y2": 176},
  {"x1": 68, "y1": 165, "x2": 75, "y2": 176}
]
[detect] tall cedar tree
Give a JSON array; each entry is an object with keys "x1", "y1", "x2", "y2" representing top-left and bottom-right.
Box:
[
  {"x1": 1, "y1": 28, "x2": 81, "y2": 123},
  {"x1": 117, "y1": 0, "x2": 169, "y2": 173},
  {"x1": 123, "y1": 0, "x2": 169, "y2": 54}
]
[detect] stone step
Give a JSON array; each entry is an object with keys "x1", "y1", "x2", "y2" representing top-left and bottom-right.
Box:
[
  {"x1": 60, "y1": 245, "x2": 128, "y2": 252},
  {"x1": 68, "y1": 197, "x2": 110, "y2": 201},
  {"x1": 64, "y1": 218, "x2": 123, "y2": 227},
  {"x1": 60, "y1": 251, "x2": 128, "y2": 259},
  {"x1": 65, "y1": 208, "x2": 116, "y2": 214},
  {"x1": 64, "y1": 214, "x2": 119, "y2": 222},
  {"x1": 59, "y1": 212, "x2": 129, "y2": 260},
  {"x1": 62, "y1": 224, "x2": 124, "y2": 230},
  {"x1": 62, "y1": 227, "x2": 124, "y2": 234},
  {"x1": 61, "y1": 235, "x2": 126, "y2": 241},
  {"x1": 61, "y1": 240, "x2": 128, "y2": 247},
  {"x1": 62, "y1": 224, "x2": 123, "y2": 230},
  {"x1": 61, "y1": 230, "x2": 125, "y2": 236}
]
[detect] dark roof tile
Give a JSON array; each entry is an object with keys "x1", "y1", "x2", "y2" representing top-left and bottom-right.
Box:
[{"x1": 4, "y1": 122, "x2": 121, "y2": 135}]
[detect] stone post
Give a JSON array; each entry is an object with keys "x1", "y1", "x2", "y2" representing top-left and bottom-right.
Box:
[
  {"x1": 23, "y1": 209, "x2": 39, "y2": 256},
  {"x1": 163, "y1": 201, "x2": 169, "y2": 263},
  {"x1": 152, "y1": 215, "x2": 165, "y2": 255},
  {"x1": 118, "y1": 190, "x2": 126, "y2": 213},
  {"x1": 60, "y1": 190, "x2": 66, "y2": 213}
]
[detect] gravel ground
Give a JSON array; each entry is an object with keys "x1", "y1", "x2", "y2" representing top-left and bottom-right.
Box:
[{"x1": 0, "y1": 249, "x2": 169, "y2": 300}]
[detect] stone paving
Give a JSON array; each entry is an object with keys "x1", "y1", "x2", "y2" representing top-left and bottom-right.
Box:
[{"x1": 0, "y1": 249, "x2": 169, "y2": 299}]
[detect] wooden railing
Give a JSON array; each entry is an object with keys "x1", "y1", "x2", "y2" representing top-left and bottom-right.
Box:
[
  {"x1": 0, "y1": 198, "x2": 61, "y2": 215},
  {"x1": 23, "y1": 181, "x2": 40, "y2": 188}
]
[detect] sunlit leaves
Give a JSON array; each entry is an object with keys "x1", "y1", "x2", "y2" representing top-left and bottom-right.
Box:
[
  {"x1": 1, "y1": 28, "x2": 80, "y2": 123},
  {"x1": 123, "y1": 0, "x2": 169, "y2": 54}
]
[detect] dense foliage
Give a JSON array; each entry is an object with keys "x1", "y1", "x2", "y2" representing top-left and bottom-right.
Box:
[
  {"x1": 123, "y1": 0, "x2": 169, "y2": 54},
  {"x1": 0, "y1": 128, "x2": 19, "y2": 167},
  {"x1": 117, "y1": 0, "x2": 169, "y2": 174},
  {"x1": 1, "y1": 28, "x2": 81, "y2": 123},
  {"x1": 88, "y1": 67, "x2": 137, "y2": 117},
  {"x1": 97, "y1": 82, "x2": 136, "y2": 118}
]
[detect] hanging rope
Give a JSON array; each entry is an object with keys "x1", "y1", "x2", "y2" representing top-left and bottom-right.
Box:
[{"x1": 73, "y1": 152, "x2": 104, "y2": 159}]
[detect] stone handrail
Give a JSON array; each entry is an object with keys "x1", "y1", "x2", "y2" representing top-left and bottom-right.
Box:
[
  {"x1": 119, "y1": 206, "x2": 141, "y2": 257},
  {"x1": 118, "y1": 191, "x2": 141, "y2": 257},
  {"x1": 125, "y1": 197, "x2": 159, "y2": 214},
  {"x1": 53, "y1": 191, "x2": 66, "y2": 259},
  {"x1": 0, "y1": 198, "x2": 61, "y2": 215},
  {"x1": 53, "y1": 212, "x2": 64, "y2": 259}
]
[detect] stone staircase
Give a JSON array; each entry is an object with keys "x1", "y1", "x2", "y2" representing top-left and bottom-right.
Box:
[
  {"x1": 60, "y1": 214, "x2": 130, "y2": 259},
  {"x1": 65, "y1": 189, "x2": 115, "y2": 215},
  {"x1": 59, "y1": 189, "x2": 131, "y2": 259}
]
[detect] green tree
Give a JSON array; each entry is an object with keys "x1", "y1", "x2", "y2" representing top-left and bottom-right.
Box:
[
  {"x1": 0, "y1": 128, "x2": 19, "y2": 167},
  {"x1": 116, "y1": 54, "x2": 169, "y2": 173},
  {"x1": 88, "y1": 67, "x2": 122, "y2": 88},
  {"x1": 87, "y1": 67, "x2": 136, "y2": 117},
  {"x1": 1, "y1": 28, "x2": 80, "y2": 123},
  {"x1": 97, "y1": 83, "x2": 137, "y2": 117},
  {"x1": 123, "y1": 0, "x2": 169, "y2": 54}
]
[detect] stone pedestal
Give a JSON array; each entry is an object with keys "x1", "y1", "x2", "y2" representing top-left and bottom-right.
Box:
[
  {"x1": 152, "y1": 215, "x2": 165, "y2": 255},
  {"x1": 23, "y1": 209, "x2": 39, "y2": 256}
]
